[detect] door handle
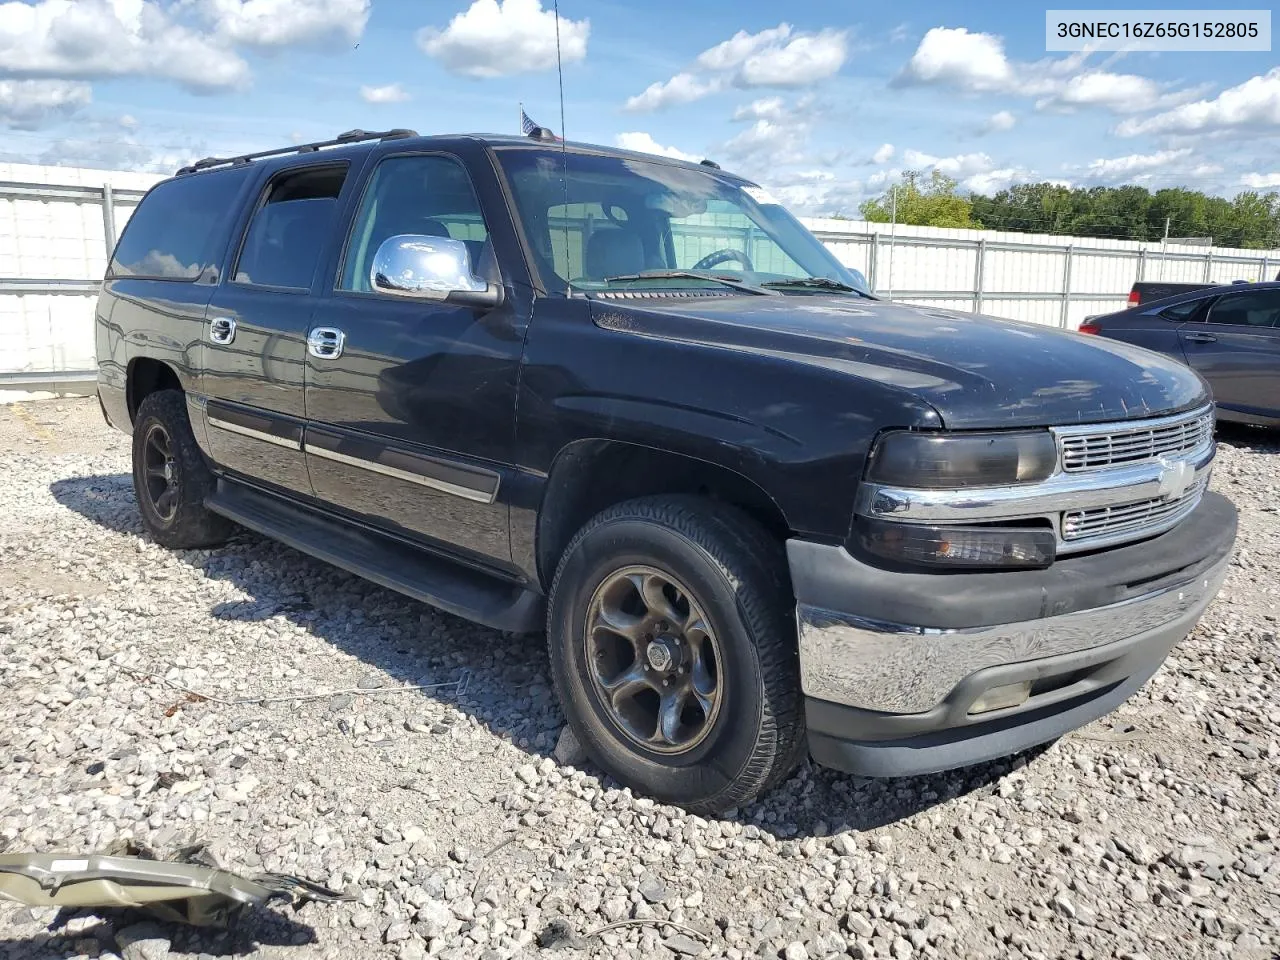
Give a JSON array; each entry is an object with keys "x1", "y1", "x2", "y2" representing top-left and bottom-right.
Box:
[
  {"x1": 208, "y1": 316, "x2": 236, "y2": 345},
  {"x1": 307, "y1": 327, "x2": 346, "y2": 359},
  {"x1": 1184, "y1": 332, "x2": 1217, "y2": 343}
]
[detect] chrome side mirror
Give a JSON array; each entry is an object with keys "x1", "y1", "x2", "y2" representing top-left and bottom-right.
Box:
[{"x1": 370, "y1": 234, "x2": 500, "y2": 307}]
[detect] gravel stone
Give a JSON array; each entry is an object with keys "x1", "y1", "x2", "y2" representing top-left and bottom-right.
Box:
[
  {"x1": 553, "y1": 725, "x2": 586, "y2": 766},
  {"x1": 2, "y1": 399, "x2": 1278, "y2": 960},
  {"x1": 114, "y1": 923, "x2": 170, "y2": 960}
]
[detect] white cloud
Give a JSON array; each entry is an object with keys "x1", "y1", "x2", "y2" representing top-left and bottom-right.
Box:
[
  {"x1": 1241, "y1": 172, "x2": 1280, "y2": 189},
  {"x1": 902, "y1": 149, "x2": 994, "y2": 179},
  {"x1": 0, "y1": 78, "x2": 90, "y2": 129},
  {"x1": 897, "y1": 26, "x2": 1190, "y2": 117},
  {"x1": 1037, "y1": 71, "x2": 1159, "y2": 113},
  {"x1": 724, "y1": 118, "x2": 807, "y2": 166},
  {"x1": 894, "y1": 148, "x2": 1033, "y2": 193},
  {"x1": 360, "y1": 82, "x2": 410, "y2": 104},
  {"x1": 731, "y1": 96, "x2": 784, "y2": 122},
  {"x1": 417, "y1": 0, "x2": 588, "y2": 79},
  {"x1": 119, "y1": 113, "x2": 139, "y2": 130},
  {"x1": 981, "y1": 109, "x2": 1016, "y2": 133},
  {"x1": 1116, "y1": 68, "x2": 1280, "y2": 137},
  {"x1": 897, "y1": 27, "x2": 1014, "y2": 92},
  {"x1": 963, "y1": 167, "x2": 1034, "y2": 194},
  {"x1": 626, "y1": 72, "x2": 723, "y2": 112},
  {"x1": 626, "y1": 23, "x2": 846, "y2": 112},
  {"x1": 1190, "y1": 163, "x2": 1224, "y2": 176},
  {"x1": 1085, "y1": 148, "x2": 1193, "y2": 179},
  {"x1": 695, "y1": 24, "x2": 792, "y2": 71},
  {"x1": 32, "y1": 133, "x2": 204, "y2": 174},
  {"x1": 871, "y1": 142, "x2": 894, "y2": 164},
  {"x1": 0, "y1": 0, "x2": 251, "y2": 91},
  {"x1": 738, "y1": 28, "x2": 847, "y2": 87},
  {"x1": 614, "y1": 132, "x2": 698, "y2": 162},
  {"x1": 196, "y1": 0, "x2": 368, "y2": 47}
]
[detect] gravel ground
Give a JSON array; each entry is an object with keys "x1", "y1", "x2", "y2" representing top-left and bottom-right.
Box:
[{"x1": 2, "y1": 397, "x2": 1278, "y2": 960}]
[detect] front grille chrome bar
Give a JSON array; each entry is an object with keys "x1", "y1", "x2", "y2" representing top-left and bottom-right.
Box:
[{"x1": 856, "y1": 405, "x2": 1216, "y2": 554}]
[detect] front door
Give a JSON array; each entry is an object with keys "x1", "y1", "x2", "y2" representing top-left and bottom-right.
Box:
[
  {"x1": 202, "y1": 161, "x2": 360, "y2": 498},
  {"x1": 302, "y1": 151, "x2": 526, "y2": 568},
  {"x1": 1179, "y1": 288, "x2": 1280, "y2": 420}
]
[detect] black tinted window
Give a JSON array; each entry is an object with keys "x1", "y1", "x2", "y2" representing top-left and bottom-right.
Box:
[
  {"x1": 1159, "y1": 299, "x2": 1205, "y2": 321},
  {"x1": 234, "y1": 165, "x2": 347, "y2": 289},
  {"x1": 109, "y1": 168, "x2": 247, "y2": 280},
  {"x1": 1206, "y1": 290, "x2": 1280, "y2": 327}
]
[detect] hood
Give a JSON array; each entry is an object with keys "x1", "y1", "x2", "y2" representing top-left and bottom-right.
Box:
[{"x1": 590, "y1": 293, "x2": 1209, "y2": 429}]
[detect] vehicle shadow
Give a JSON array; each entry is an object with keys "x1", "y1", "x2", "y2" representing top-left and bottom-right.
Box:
[
  {"x1": 49, "y1": 473, "x2": 1039, "y2": 841},
  {"x1": 3, "y1": 903, "x2": 316, "y2": 959},
  {"x1": 1215, "y1": 420, "x2": 1280, "y2": 452}
]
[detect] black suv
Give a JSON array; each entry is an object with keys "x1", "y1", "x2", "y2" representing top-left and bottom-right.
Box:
[{"x1": 96, "y1": 128, "x2": 1236, "y2": 813}]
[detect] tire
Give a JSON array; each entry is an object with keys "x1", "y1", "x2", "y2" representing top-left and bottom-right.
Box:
[
  {"x1": 547, "y1": 495, "x2": 805, "y2": 814},
  {"x1": 131, "y1": 389, "x2": 232, "y2": 549}
]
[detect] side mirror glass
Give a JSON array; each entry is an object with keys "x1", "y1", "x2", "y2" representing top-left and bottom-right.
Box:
[{"x1": 370, "y1": 234, "x2": 500, "y2": 306}]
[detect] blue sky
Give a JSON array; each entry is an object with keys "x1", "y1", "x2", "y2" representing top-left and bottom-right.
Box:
[{"x1": 1, "y1": 0, "x2": 1277, "y2": 216}]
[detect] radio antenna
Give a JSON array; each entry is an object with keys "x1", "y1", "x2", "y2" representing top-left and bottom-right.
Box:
[{"x1": 553, "y1": 0, "x2": 571, "y2": 297}]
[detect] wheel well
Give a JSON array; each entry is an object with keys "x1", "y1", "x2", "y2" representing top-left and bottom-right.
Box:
[
  {"x1": 537, "y1": 439, "x2": 791, "y2": 588},
  {"x1": 126, "y1": 358, "x2": 182, "y2": 423}
]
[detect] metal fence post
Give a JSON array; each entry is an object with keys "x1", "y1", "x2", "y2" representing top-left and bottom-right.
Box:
[
  {"x1": 1262, "y1": 254, "x2": 1271, "y2": 282},
  {"x1": 101, "y1": 183, "x2": 117, "y2": 258},
  {"x1": 1136, "y1": 247, "x2": 1146, "y2": 283},
  {"x1": 1203, "y1": 250, "x2": 1213, "y2": 282},
  {"x1": 868, "y1": 232, "x2": 880, "y2": 293},
  {"x1": 973, "y1": 238, "x2": 986, "y2": 313},
  {"x1": 1060, "y1": 244, "x2": 1074, "y2": 329}
]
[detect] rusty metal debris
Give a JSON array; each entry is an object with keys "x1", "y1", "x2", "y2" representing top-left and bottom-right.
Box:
[{"x1": 0, "y1": 851, "x2": 350, "y2": 927}]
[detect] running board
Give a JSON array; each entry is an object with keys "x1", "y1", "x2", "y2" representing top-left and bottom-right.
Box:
[{"x1": 206, "y1": 479, "x2": 544, "y2": 633}]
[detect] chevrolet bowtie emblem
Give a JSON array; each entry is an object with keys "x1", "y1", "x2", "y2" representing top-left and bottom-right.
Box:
[{"x1": 1156, "y1": 458, "x2": 1195, "y2": 500}]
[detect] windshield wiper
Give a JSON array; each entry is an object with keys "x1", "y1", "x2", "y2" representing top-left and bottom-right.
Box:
[
  {"x1": 602, "y1": 270, "x2": 778, "y2": 295},
  {"x1": 761, "y1": 276, "x2": 871, "y2": 296}
]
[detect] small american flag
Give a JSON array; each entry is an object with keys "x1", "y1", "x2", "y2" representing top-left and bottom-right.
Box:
[{"x1": 520, "y1": 107, "x2": 561, "y2": 141}]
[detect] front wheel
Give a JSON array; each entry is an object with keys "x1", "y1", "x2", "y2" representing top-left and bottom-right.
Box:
[{"x1": 546, "y1": 496, "x2": 805, "y2": 813}]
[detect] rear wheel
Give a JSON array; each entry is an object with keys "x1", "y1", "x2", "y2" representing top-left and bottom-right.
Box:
[
  {"x1": 547, "y1": 495, "x2": 805, "y2": 813},
  {"x1": 131, "y1": 390, "x2": 232, "y2": 549}
]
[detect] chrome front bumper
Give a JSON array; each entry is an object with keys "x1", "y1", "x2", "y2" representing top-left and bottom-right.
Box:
[{"x1": 796, "y1": 549, "x2": 1230, "y2": 716}]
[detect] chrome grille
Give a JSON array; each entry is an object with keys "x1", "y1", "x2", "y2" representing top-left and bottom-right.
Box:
[
  {"x1": 1062, "y1": 477, "x2": 1207, "y2": 543},
  {"x1": 1059, "y1": 409, "x2": 1213, "y2": 471}
]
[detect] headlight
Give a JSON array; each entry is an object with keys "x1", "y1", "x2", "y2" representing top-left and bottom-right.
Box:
[
  {"x1": 858, "y1": 518, "x2": 1056, "y2": 570},
  {"x1": 867, "y1": 430, "x2": 1057, "y2": 488}
]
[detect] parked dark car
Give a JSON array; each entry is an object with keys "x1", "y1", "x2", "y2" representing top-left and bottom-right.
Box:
[
  {"x1": 1127, "y1": 280, "x2": 1217, "y2": 306},
  {"x1": 1082, "y1": 282, "x2": 1280, "y2": 427},
  {"x1": 95, "y1": 128, "x2": 1235, "y2": 812}
]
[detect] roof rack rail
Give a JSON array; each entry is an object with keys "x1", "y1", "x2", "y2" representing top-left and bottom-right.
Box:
[{"x1": 175, "y1": 128, "x2": 418, "y2": 176}]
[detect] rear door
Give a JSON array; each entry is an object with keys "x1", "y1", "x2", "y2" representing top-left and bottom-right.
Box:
[
  {"x1": 302, "y1": 148, "x2": 528, "y2": 568},
  {"x1": 201, "y1": 161, "x2": 363, "y2": 498},
  {"x1": 1179, "y1": 288, "x2": 1280, "y2": 419}
]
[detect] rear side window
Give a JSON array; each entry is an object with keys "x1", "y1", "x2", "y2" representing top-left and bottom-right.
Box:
[
  {"x1": 1159, "y1": 299, "x2": 1206, "y2": 322},
  {"x1": 109, "y1": 168, "x2": 247, "y2": 280},
  {"x1": 233, "y1": 164, "x2": 348, "y2": 290}
]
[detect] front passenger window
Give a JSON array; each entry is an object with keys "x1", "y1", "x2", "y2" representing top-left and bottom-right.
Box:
[
  {"x1": 1206, "y1": 290, "x2": 1280, "y2": 328},
  {"x1": 340, "y1": 155, "x2": 489, "y2": 293}
]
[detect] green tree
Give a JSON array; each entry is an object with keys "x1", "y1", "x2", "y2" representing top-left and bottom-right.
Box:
[
  {"x1": 860, "y1": 170, "x2": 980, "y2": 229},
  {"x1": 969, "y1": 182, "x2": 1280, "y2": 248}
]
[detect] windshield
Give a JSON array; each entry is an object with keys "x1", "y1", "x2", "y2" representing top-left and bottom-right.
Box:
[{"x1": 495, "y1": 148, "x2": 868, "y2": 296}]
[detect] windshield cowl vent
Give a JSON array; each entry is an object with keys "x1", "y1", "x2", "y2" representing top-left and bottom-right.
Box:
[{"x1": 590, "y1": 289, "x2": 739, "y2": 300}]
